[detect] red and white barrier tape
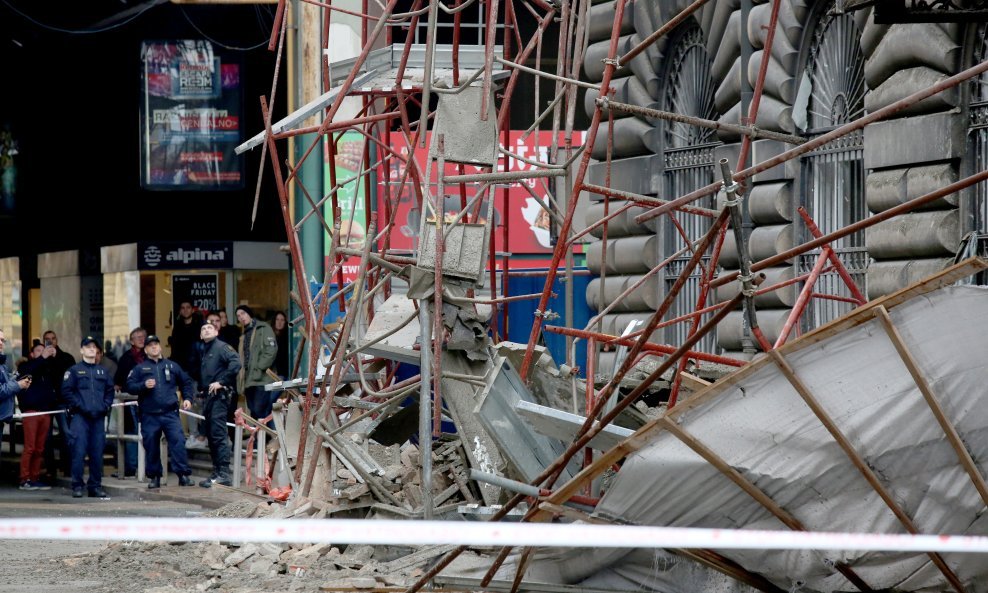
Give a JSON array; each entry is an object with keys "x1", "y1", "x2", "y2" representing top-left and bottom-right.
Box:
[
  {"x1": 0, "y1": 518, "x2": 988, "y2": 552},
  {"x1": 13, "y1": 401, "x2": 138, "y2": 420}
]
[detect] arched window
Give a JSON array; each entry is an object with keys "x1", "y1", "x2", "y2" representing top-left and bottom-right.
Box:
[
  {"x1": 794, "y1": 6, "x2": 866, "y2": 330},
  {"x1": 968, "y1": 23, "x2": 988, "y2": 235},
  {"x1": 661, "y1": 23, "x2": 720, "y2": 352}
]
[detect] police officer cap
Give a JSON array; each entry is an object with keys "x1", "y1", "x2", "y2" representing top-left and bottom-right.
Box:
[
  {"x1": 80, "y1": 336, "x2": 98, "y2": 347},
  {"x1": 146, "y1": 335, "x2": 161, "y2": 344}
]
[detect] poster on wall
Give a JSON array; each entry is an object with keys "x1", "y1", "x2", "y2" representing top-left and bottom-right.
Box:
[
  {"x1": 140, "y1": 40, "x2": 243, "y2": 190},
  {"x1": 172, "y1": 274, "x2": 219, "y2": 316},
  {"x1": 383, "y1": 131, "x2": 582, "y2": 257},
  {"x1": 323, "y1": 131, "x2": 369, "y2": 283}
]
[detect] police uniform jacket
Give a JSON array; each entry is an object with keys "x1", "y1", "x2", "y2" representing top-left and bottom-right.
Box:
[
  {"x1": 199, "y1": 338, "x2": 241, "y2": 390},
  {"x1": 62, "y1": 362, "x2": 115, "y2": 418},
  {"x1": 126, "y1": 357, "x2": 196, "y2": 415}
]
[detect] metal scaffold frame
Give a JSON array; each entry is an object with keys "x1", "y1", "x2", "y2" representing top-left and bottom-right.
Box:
[{"x1": 240, "y1": 0, "x2": 988, "y2": 590}]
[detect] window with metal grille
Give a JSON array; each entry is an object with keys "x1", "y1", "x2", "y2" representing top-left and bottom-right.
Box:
[
  {"x1": 968, "y1": 23, "x2": 988, "y2": 237},
  {"x1": 794, "y1": 6, "x2": 867, "y2": 332},
  {"x1": 660, "y1": 23, "x2": 720, "y2": 353}
]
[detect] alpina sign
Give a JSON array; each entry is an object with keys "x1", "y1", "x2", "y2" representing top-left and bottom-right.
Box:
[{"x1": 138, "y1": 241, "x2": 233, "y2": 270}]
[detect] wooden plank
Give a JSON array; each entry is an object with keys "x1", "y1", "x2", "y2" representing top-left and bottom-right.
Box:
[
  {"x1": 767, "y1": 349, "x2": 967, "y2": 593},
  {"x1": 874, "y1": 306, "x2": 988, "y2": 508}
]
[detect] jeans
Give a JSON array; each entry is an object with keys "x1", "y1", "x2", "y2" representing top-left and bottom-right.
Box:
[{"x1": 19, "y1": 412, "x2": 51, "y2": 483}]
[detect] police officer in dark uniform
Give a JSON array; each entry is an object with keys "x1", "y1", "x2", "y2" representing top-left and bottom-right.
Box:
[
  {"x1": 126, "y1": 334, "x2": 196, "y2": 489},
  {"x1": 195, "y1": 321, "x2": 240, "y2": 487},
  {"x1": 62, "y1": 336, "x2": 115, "y2": 499}
]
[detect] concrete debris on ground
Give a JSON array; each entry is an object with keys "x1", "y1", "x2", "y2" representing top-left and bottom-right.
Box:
[{"x1": 57, "y1": 501, "x2": 482, "y2": 593}]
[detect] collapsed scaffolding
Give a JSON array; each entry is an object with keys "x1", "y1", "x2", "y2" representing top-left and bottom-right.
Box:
[{"x1": 232, "y1": 0, "x2": 988, "y2": 591}]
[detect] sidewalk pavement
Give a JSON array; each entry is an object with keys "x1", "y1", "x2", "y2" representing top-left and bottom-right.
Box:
[{"x1": 50, "y1": 472, "x2": 266, "y2": 509}]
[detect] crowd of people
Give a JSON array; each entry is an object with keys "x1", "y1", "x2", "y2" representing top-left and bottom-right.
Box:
[{"x1": 0, "y1": 303, "x2": 289, "y2": 498}]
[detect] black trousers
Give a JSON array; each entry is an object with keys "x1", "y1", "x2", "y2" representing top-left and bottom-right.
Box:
[{"x1": 203, "y1": 392, "x2": 232, "y2": 477}]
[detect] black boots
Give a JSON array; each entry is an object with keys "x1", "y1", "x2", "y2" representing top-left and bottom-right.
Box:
[
  {"x1": 199, "y1": 473, "x2": 232, "y2": 488},
  {"x1": 178, "y1": 475, "x2": 194, "y2": 487},
  {"x1": 147, "y1": 477, "x2": 161, "y2": 489},
  {"x1": 89, "y1": 487, "x2": 110, "y2": 498}
]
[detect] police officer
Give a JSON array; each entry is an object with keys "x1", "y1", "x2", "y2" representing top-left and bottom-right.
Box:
[
  {"x1": 62, "y1": 336, "x2": 115, "y2": 499},
  {"x1": 126, "y1": 334, "x2": 196, "y2": 489},
  {"x1": 195, "y1": 321, "x2": 240, "y2": 487}
]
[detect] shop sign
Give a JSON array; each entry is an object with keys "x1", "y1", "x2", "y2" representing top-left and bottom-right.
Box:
[{"x1": 138, "y1": 241, "x2": 233, "y2": 270}]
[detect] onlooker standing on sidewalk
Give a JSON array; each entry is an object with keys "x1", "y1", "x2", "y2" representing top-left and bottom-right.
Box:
[
  {"x1": 0, "y1": 328, "x2": 31, "y2": 462},
  {"x1": 17, "y1": 341, "x2": 56, "y2": 490},
  {"x1": 184, "y1": 312, "x2": 226, "y2": 452},
  {"x1": 112, "y1": 327, "x2": 148, "y2": 478},
  {"x1": 271, "y1": 311, "x2": 290, "y2": 380},
  {"x1": 195, "y1": 322, "x2": 240, "y2": 488},
  {"x1": 217, "y1": 308, "x2": 241, "y2": 347},
  {"x1": 62, "y1": 336, "x2": 114, "y2": 499},
  {"x1": 126, "y1": 334, "x2": 196, "y2": 489},
  {"x1": 170, "y1": 301, "x2": 204, "y2": 444},
  {"x1": 169, "y1": 300, "x2": 203, "y2": 372},
  {"x1": 41, "y1": 330, "x2": 75, "y2": 476},
  {"x1": 236, "y1": 305, "x2": 278, "y2": 425}
]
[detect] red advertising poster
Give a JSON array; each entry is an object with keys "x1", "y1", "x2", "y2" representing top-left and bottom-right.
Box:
[
  {"x1": 140, "y1": 40, "x2": 243, "y2": 190},
  {"x1": 380, "y1": 131, "x2": 584, "y2": 257}
]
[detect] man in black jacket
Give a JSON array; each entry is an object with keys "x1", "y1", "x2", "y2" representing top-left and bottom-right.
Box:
[
  {"x1": 41, "y1": 330, "x2": 75, "y2": 476},
  {"x1": 62, "y1": 336, "x2": 114, "y2": 498},
  {"x1": 195, "y1": 322, "x2": 241, "y2": 487},
  {"x1": 126, "y1": 335, "x2": 196, "y2": 489}
]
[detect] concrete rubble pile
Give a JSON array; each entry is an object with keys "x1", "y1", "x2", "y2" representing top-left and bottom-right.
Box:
[{"x1": 64, "y1": 500, "x2": 496, "y2": 593}]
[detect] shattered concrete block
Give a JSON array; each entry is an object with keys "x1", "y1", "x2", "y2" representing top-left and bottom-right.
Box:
[
  {"x1": 337, "y1": 468, "x2": 356, "y2": 481},
  {"x1": 400, "y1": 445, "x2": 419, "y2": 468},
  {"x1": 201, "y1": 543, "x2": 228, "y2": 570},
  {"x1": 402, "y1": 482, "x2": 422, "y2": 509},
  {"x1": 349, "y1": 576, "x2": 380, "y2": 589},
  {"x1": 384, "y1": 464, "x2": 404, "y2": 481},
  {"x1": 258, "y1": 543, "x2": 284, "y2": 558},
  {"x1": 223, "y1": 543, "x2": 258, "y2": 567},
  {"x1": 342, "y1": 482, "x2": 370, "y2": 500},
  {"x1": 195, "y1": 577, "x2": 220, "y2": 591},
  {"x1": 248, "y1": 558, "x2": 276, "y2": 575},
  {"x1": 283, "y1": 542, "x2": 335, "y2": 567},
  {"x1": 337, "y1": 544, "x2": 375, "y2": 568}
]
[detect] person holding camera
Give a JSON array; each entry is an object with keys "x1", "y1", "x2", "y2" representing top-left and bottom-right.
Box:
[
  {"x1": 195, "y1": 321, "x2": 240, "y2": 487},
  {"x1": 17, "y1": 341, "x2": 56, "y2": 490},
  {"x1": 40, "y1": 330, "x2": 75, "y2": 476},
  {"x1": 62, "y1": 336, "x2": 114, "y2": 498}
]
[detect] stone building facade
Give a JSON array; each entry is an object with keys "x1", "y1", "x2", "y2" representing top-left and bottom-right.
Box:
[{"x1": 582, "y1": 0, "x2": 986, "y2": 359}]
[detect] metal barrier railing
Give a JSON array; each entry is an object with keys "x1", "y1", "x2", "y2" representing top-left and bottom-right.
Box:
[{"x1": 9, "y1": 395, "x2": 250, "y2": 488}]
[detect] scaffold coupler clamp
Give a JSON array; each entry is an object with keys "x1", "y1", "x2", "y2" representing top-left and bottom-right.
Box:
[
  {"x1": 721, "y1": 179, "x2": 742, "y2": 207},
  {"x1": 737, "y1": 272, "x2": 757, "y2": 297},
  {"x1": 535, "y1": 309, "x2": 560, "y2": 322}
]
